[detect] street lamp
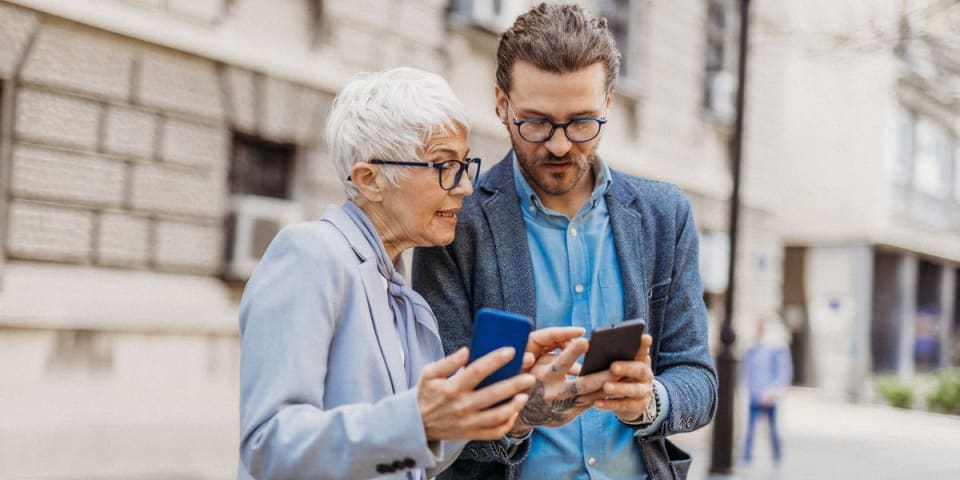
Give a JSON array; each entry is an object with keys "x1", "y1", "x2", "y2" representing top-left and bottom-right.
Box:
[{"x1": 709, "y1": 0, "x2": 750, "y2": 475}]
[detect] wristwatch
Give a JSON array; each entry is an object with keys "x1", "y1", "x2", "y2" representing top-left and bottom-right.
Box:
[{"x1": 618, "y1": 384, "x2": 660, "y2": 427}]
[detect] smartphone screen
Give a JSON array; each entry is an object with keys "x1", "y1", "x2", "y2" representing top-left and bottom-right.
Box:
[{"x1": 580, "y1": 318, "x2": 646, "y2": 376}]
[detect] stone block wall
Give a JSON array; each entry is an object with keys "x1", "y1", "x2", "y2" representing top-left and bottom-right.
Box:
[{"x1": 0, "y1": 7, "x2": 335, "y2": 276}]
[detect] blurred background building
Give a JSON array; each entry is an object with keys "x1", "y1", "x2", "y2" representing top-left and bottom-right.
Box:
[{"x1": 0, "y1": 0, "x2": 956, "y2": 478}]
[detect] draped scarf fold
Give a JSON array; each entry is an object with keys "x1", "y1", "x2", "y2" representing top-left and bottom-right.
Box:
[{"x1": 342, "y1": 201, "x2": 445, "y2": 389}]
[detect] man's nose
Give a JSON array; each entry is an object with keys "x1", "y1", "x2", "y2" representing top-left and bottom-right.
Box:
[{"x1": 544, "y1": 127, "x2": 573, "y2": 157}]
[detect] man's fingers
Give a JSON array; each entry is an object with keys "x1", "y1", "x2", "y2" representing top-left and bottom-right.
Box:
[
  {"x1": 573, "y1": 369, "x2": 617, "y2": 395},
  {"x1": 609, "y1": 360, "x2": 653, "y2": 383},
  {"x1": 603, "y1": 380, "x2": 652, "y2": 399},
  {"x1": 567, "y1": 362, "x2": 582, "y2": 376},
  {"x1": 421, "y1": 347, "x2": 469, "y2": 380},
  {"x1": 527, "y1": 327, "x2": 585, "y2": 354},
  {"x1": 595, "y1": 397, "x2": 649, "y2": 414},
  {"x1": 549, "y1": 338, "x2": 589, "y2": 374},
  {"x1": 635, "y1": 334, "x2": 653, "y2": 362},
  {"x1": 451, "y1": 347, "x2": 517, "y2": 390}
]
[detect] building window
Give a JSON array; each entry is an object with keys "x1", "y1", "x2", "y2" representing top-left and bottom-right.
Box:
[
  {"x1": 447, "y1": 0, "x2": 526, "y2": 32},
  {"x1": 307, "y1": 0, "x2": 327, "y2": 48},
  {"x1": 598, "y1": 0, "x2": 632, "y2": 76},
  {"x1": 229, "y1": 134, "x2": 296, "y2": 199},
  {"x1": 913, "y1": 118, "x2": 952, "y2": 198},
  {"x1": 703, "y1": 0, "x2": 737, "y2": 118},
  {"x1": 224, "y1": 134, "x2": 301, "y2": 280},
  {"x1": 895, "y1": 108, "x2": 914, "y2": 186}
]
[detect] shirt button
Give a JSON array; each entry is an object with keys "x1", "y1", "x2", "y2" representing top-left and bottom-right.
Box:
[
  {"x1": 588, "y1": 457, "x2": 597, "y2": 466},
  {"x1": 569, "y1": 227, "x2": 577, "y2": 237},
  {"x1": 575, "y1": 284, "x2": 584, "y2": 294},
  {"x1": 528, "y1": 205, "x2": 536, "y2": 213}
]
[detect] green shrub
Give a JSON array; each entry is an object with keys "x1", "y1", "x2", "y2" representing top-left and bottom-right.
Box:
[
  {"x1": 927, "y1": 369, "x2": 960, "y2": 415},
  {"x1": 874, "y1": 375, "x2": 914, "y2": 409}
]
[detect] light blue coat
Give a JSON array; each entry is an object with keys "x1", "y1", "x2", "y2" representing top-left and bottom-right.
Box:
[{"x1": 238, "y1": 204, "x2": 463, "y2": 479}]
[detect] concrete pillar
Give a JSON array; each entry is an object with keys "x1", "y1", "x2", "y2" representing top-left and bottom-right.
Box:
[
  {"x1": 940, "y1": 267, "x2": 956, "y2": 369},
  {"x1": 897, "y1": 253, "x2": 918, "y2": 379},
  {"x1": 849, "y1": 246, "x2": 874, "y2": 400}
]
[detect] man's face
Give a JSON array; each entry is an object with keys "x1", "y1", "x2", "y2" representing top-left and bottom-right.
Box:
[{"x1": 495, "y1": 61, "x2": 611, "y2": 200}]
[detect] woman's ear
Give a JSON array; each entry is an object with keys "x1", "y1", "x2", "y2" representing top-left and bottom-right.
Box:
[{"x1": 350, "y1": 162, "x2": 385, "y2": 202}]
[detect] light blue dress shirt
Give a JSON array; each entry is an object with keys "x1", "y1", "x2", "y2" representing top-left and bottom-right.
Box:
[{"x1": 512, "y1": 155, "x2": 669, "y2": 480}]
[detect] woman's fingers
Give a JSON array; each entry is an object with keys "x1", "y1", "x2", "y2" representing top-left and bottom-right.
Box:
[
  {"x1": 450, "y1": 347, "x2": 517, "y2": 391},
  {"x1": 421, "y1": 347, "x2": 469, "y2": 380}
]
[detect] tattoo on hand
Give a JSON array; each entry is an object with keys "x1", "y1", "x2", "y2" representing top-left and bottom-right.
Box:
[{"x1": 518, "y1": 379, "x2": 585, "y2": 426}]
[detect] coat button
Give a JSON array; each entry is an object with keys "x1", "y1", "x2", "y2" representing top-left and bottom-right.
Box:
[
  {"x1": 393, "y1": 460, "x2": 407, "y2": 470},
  {"x1": 376, "y1": 464, "x2": 392, "y2": 473},
  {"x1": 403, "y1": 458, "x2": 416, "y2": 468}
]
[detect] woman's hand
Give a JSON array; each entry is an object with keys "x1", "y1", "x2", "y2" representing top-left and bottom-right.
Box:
[{"x1": 417, "y1": 347, "x2": 536, "y2": 441}]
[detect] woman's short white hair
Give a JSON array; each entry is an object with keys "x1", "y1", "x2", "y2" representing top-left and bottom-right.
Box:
[{"x1": 326, "y1": 67, "x2": 469, "y2": 200}]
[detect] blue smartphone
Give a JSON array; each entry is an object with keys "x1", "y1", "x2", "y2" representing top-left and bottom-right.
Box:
[{"x1": 468, "y1": 308, "x2": 533, "y2": 390}]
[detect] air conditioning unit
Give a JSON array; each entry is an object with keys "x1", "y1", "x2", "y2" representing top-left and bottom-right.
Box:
[
  {"x1": 706, "y1": 70, "x2": 736, "y2": 119},
  {"x1": 225, "y1": 194, "x2": 303, "y2": 280}
]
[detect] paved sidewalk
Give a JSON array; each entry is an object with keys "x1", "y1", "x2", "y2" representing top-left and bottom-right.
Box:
[{"x1": 670, "y1": 387, "x2": 960, "y2": 480}]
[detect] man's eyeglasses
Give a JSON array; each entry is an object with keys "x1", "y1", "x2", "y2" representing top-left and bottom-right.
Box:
[
  {"x1": 507, "y1": 98, "x2": 607, "y2": 144},
  {"x1": 368, "y1": 158, "x2": 481, "y2": 191}
]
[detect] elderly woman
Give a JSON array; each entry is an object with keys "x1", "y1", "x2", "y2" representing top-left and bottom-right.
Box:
[{"x1": 237, "y1": 67, "x2": 579, "y2": 479}]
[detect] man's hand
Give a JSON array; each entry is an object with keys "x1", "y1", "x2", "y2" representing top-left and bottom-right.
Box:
[
  {"x1": 594, "y1": 334, "x2": 655, "y2": 423},
  {"x1": 418, "y1": 347, "x2": 535, "y2": 441},
  {"x1": 509, "y1": 337, "x2": 615, "y2": 436},
  {"x1": 520, "y1": 326, "x2": 586, "y2": 369}
]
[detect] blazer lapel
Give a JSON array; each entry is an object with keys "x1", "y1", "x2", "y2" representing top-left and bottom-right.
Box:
[
  {"x1": 606, "y1": 177, "x2": 647, "y2": 325},
  {"x1": 357, "y1": 261, "x2": 407, "y2": 394},
  {"x1": 322, "y1": 205, "x2": 407, "y2": 394},
  {"x1": 480, "y1": 155, "x2": 537, "y2": 323}
]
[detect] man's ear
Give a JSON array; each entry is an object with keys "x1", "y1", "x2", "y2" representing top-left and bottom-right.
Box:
[
  {"x1": 494, "y1": 84, "x2": 508, "y2": 124},
  {"x1": 349, "y1": 162, "x2": 385, "y2": 202},
  {"x1": 604, "y1": 88, "x2": 615, "y2": 111}
]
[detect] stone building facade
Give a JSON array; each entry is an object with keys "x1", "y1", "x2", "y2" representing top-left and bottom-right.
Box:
[{"x1": 0, "y1": 0, "x2": 785, "y2": 477}]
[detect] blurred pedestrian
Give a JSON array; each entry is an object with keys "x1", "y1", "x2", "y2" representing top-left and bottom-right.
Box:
[{"x1": 741, "y1": 316, "x2": 794, "y2": 466}]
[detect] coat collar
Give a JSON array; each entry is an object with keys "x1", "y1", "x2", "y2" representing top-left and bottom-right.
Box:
[
  {"x1": 478, "y1": 152, "x2": 647, "y2": 327},
  {"x1": 321, "y1": 204, "x2": 407, "y2": 393}
]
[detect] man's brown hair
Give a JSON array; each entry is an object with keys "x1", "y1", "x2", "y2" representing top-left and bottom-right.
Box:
[{"x1": 496, "y1": 2, "x2": 621, "y2": 96}]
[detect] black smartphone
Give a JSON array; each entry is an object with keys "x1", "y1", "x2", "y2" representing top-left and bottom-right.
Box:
[
  {"x1": 468, "y1": 308, "x2": 533, "y2": 389},
  {"x1": 579, "y1": 318, "x2": 647, "y2": 376}
]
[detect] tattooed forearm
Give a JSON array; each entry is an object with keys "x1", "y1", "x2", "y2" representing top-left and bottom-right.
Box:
[
  {"x1": 518, "y1": 379, "x2": 586, "y2": 426},
  {"x1": 550, "y1": 396, "x2": 585, "y2": 411}
]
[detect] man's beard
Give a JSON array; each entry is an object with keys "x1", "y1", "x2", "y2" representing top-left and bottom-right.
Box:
[{"x1": 515, "y1": 149, "x2": 594, "y2": 197}]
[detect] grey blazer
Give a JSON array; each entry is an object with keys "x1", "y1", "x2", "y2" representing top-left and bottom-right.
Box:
[
  {"x1": 238, "y1": 204, "x2": 463, "y2": 480},
  {"x1": 412, "y1": 154, "x2": 718, "y2": 480}
]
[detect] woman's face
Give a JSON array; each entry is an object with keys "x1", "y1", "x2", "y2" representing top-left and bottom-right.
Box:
[{"x1": 379, "y1": 124, "x2": 473, "y2": 251}]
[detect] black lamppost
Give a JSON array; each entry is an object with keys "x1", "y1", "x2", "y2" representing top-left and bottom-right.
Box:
[{"x1": 709, "y1": 0, "x2": 750, "y2": 475}]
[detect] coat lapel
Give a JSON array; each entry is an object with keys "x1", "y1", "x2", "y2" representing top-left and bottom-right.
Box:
[
  {"x1": 606, "y1": 173, "x2": 647, "y2": 325},
  {"x1": 479, "y1": 155, "x2": 538, "y2": 323},
  {"x1": 322, "y1": 205, "x2": 407, "y2": 394}
]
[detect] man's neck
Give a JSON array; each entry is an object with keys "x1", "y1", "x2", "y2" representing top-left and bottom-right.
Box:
[{"x1": 533, "y1": 170, "x2": 596, "y2": 219}]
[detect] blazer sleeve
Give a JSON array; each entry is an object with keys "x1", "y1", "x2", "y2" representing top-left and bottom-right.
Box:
[
  {"x1": 651, "y1": 191, "x2": 719, "y2": 437},
  {"x1": 238, "y1": 224, "x2": 439, "y2": 479},
  {"x1": 413, "y1": 244, "x2": 532, "y2": 467}
]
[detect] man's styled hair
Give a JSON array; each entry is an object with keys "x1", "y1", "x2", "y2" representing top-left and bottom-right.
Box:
[
  {"x1": 326, "y1": 67, "x2": 468, "y2": 200},
  {"x1": 496, "y1": 2, "x2": 621, "y2": 96}
]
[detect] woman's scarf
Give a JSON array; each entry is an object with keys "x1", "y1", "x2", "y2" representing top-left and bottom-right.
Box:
[{"x1": 342, "y1": 201, "x2": 445, "y2": 389}]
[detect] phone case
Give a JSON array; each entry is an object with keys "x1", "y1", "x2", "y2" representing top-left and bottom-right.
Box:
[
  {"x1": 580, "y1": 318, "x2": 646, "y2": 375},
  {"x1": 468, "y1": 308, "x2": 533, "y2": 389}
]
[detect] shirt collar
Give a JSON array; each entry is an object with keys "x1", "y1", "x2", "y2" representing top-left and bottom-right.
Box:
[{"x1": 511, "y1": 151, "x2": 613, "y2": 219}]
